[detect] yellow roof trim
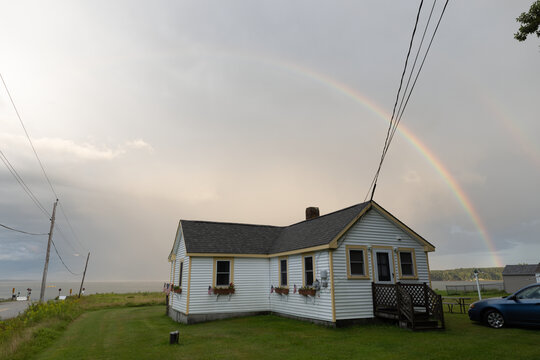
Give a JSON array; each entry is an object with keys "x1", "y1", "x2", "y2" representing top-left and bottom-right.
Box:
[
  {"x1": 186, "y1": 244, "x2": 332, "y2": 259},
  {"x1": 328, "y1": 202, "x2": 372, "y2": 248},
  {"x1": 371, "y1": 201, "x2": 435, "y2": 252},
  {"x1": 168, "y1": 220, "x2": 182, "y2": 261}
]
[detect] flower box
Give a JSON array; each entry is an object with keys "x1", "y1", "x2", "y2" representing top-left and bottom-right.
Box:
[
  {"x1": 213, "y1": 287, "x2": 235, "y2": 295},
  {"x1": 275, "y1": 287, "x2": 289, "y2": 295},
  {"x1": 173, "y1": 287, "x2": 182, "y2": 294},
  {"x1": 298, "y1": 288, "x2": 316, "y2": 296}
]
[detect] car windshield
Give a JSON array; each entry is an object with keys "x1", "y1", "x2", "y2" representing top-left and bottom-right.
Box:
[{"x1": 515, "y1": 285, "x2": 540, "y2": 300}]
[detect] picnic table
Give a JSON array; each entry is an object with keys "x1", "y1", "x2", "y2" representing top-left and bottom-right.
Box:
[{"x1": 442, "y1": 296, "x2": 472, "y2": 314}]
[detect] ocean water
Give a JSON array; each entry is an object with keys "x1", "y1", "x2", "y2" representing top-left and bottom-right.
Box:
[{"x1": 0, "y1": 280, "x2": 165, "y2": 301}]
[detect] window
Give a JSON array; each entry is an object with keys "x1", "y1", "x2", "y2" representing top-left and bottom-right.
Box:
[
  {"x1": 214, "y1": 259, "x2": 234, "y2": 287},
  {"x1": 517, "y1": 285, "x2": 540, "y2": 300},
  {"x1": 346, "y1": 245, "x2": 369, "y2": 279},
  {"x1": 397, "y1": 248, "x2": 417, "y2": 279},
  {"x1": 303, "y1": 255, "x2": 314, "y2": 286},
  {"x1": 350, "y1": 250, "x2": 365, "y2": 275},
  {"x1": 179, "y1": 261, "x2": 183, "y2": 287},
  {"x1": 279, "y1": 258, "x2": 288, "y2": 287}
]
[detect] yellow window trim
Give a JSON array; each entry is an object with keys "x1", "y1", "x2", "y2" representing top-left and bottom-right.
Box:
[
  {"x1": 371, "y1": 245, "x2": 397, "y2": 284},
  {"x1": 302, "y1": 253, "x2": 316, "y2": 287},
  {"x1": 397, "y1": 247, "x2": 418, "y2": 280},
  {"x1": 345, "y1": 245, "x2": 370, "y2": 280},
  {"x1": 212, "y1": 257, "x2": 235, "y2": 288},
  {"x1": 278, "y1": 256, "x2": 289, "y2": 288}
]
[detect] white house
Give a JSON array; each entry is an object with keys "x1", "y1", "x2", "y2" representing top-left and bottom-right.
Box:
[{"x1": 167, "y1": 200, "x2": 439, "y2": 327}]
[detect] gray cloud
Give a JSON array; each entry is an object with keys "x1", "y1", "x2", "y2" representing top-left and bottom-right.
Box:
[{"x1": 0, "y1": 1, "x2": 539, "y2": 280}]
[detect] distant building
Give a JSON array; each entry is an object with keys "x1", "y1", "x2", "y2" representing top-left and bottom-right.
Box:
[{"x1": 502, "y1": 263, "x2": 540, "y2": 293}]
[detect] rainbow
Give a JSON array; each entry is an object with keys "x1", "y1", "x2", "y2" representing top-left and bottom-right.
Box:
[
  {"x1": 217, "y1": 52, "x2": 502, "y2": 267},
  {"x1": 482, "y1": 95, "x2": 540, "y2": 170}
]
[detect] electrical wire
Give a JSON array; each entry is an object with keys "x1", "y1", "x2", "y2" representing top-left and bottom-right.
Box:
[
  {"x1": 0, "y1": 73, "x2": 59, "y2": 200},
  {"x1": 0, "y1": 149, "x2": 51, "y2": 218},
  {"x1": 0, "y1": 222, "x2": 49, "y2": 236},
  {"x1": 55, "y1": 225, "x2": 85, "y2": 255},
  {"x1": 51, "y1": 239, "x2": 83, "y2": 276},
  {"x1": 365, "y1": 0, "x2": 425, "y2": 201},
  {"x1": 365, "y1": 0, "x2": 450, "y2": 201},
  {"x1": 58, "y1": 201, "x2": 88, "y2": 252},
  {"x1": 370, "y1": 0, "x2": 438, "y2": 194},
  {"x1": 0, "y1": 73, "x2": 88, "y2": 253},
  {"x1": 388, "y1": 0, "x2": 450, "y2": 145}
]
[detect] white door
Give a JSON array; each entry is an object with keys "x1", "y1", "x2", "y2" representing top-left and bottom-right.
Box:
[{"x1": 373, "y1": 249, "x2": 394, "y2": 284}]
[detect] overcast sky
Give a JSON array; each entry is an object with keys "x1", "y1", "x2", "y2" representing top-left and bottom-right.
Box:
[{"x1": 1, "y1": 1, "x2": 539, "y2": 281}]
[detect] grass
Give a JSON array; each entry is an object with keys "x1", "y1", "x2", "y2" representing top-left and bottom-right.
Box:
[
  {"x1": 0, "y1": 292, "x2": 165, "y2": 360},
  {"x1": 3, "y1": 292, "x2": 539, "y2": 359},
  {"x1": 30, "y1": 306, "x2": 540, "y2": 360}
]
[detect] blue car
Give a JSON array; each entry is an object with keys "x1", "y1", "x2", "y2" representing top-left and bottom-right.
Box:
[{"x1": 468, "y1": 283, "x2": 540, "y2": 328}]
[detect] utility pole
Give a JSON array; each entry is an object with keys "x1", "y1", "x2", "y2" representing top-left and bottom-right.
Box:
[
  {"x1": 78, "y1": 252, "x2": 90, "y2": 298},
  {"x1": 40, "y1": 199, "x2": 58, "y2": 303}
]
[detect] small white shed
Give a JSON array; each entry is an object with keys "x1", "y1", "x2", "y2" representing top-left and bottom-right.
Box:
[{"x1": 502, "y1": 263, "x2": 540, "y2": 293}]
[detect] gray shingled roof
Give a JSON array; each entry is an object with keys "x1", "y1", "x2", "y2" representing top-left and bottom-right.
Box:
[
  {"x1": 502, "y1": 263, "x2": 540, "y2": 276},
  {"x1": 181, "y1": 202, "x2": 370, "y2": 255}
]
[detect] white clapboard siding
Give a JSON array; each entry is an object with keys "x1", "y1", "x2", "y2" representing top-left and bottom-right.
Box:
[
  {"x1": 171, "y1": 230, "x2": 188, "y2": 314},
  {"x1": 334, "y1": 209, "x2": 430, "y2": 320},
  {"x1": 188, "y1": 257, "x2": 270, "y2": 315},
  {"x1": 269, "y1": 251, "x2": 333, "y2": 322}
]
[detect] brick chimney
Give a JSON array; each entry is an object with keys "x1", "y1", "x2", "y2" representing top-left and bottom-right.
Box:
[{"x1": 305, "y1": 207, "x2": 320, "y2": 220}]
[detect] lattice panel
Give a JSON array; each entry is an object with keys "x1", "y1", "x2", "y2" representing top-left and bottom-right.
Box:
[
  {"x1": 399, "y1": 283, "x2": 425, "y2": 307},
  {"x1": 374, "y1": 284, "x2": 397, "y2": 307}
]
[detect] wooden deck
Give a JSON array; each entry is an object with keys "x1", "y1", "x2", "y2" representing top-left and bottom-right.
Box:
[{"x1": 372, "y1": 282, "x2": 445, "y2": 330}]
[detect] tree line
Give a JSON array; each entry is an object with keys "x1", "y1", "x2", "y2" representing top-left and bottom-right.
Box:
[{"x1": 430, "y1": 267, "x2": 503, "y2": 281}]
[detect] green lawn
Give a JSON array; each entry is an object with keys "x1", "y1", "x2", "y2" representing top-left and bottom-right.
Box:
[{"x1": 31, "y1": 306, "x2": 539, "y2": 360}]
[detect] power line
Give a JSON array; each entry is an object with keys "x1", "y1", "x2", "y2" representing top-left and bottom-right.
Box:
[
  {"x1": 58, "y1": 201, "x2": 88, "y2": 252},
  {"x1": 51, "y1": 239, "x2": 83, "y2": 276},
  {"x1": 0, "y1": 149, "x2": 51, "y2": 218},
  {"x1": 388, "y1": 0, "x2": 450, "y2": 146},
  {"x1": 0, "y1": 73, "x2": 59, "y2": 200},
  {"x1": 366, "y1": 0, "x2": 450, "y2": 201},
  {"x1": 0, "y1": 222, "x2": 49, "y2": 236},
  {"x1": 55, "y1": 225, "x2": 85, "y2": 255},
  {"x1": 365, "y1": 0, "x2": 425, "y2": 201},
  {"x1": 393, "y1": 0, "x2": 438, "y2": 136},
  {"x1": 370, "y1": 0, "x2": 438, "y2": 192},
  {"x1": 0, "y1": 73, "x2": 88, "y2": 254}
]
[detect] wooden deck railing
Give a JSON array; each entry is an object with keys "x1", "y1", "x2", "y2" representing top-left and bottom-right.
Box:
[{"x1": 372, "y1": 282, "x2": 445, "y2": 330}]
